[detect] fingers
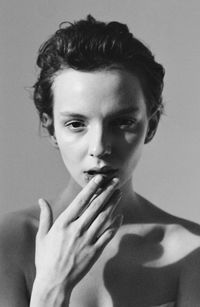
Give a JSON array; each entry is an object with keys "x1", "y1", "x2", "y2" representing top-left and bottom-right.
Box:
[
  {"x1": 37, "y1": 198, "x2": 53, "y2": 238},
  {"x1": 86, "y1": 190, "x2": 122, "y2": 243},
  {"x1": 56, "y1": 175, "x2": 118, "y2": 226},
  {"x1": 79, "y1": 187, "x2": 121, "y2": 235},
  {"x1": 94, "y1": 215, "x2": 123, "y2": 252}
]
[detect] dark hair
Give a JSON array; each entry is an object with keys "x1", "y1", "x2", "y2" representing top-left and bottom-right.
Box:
[{"x1": 33, "y1": 15, "x2": 165, "y2": 135}]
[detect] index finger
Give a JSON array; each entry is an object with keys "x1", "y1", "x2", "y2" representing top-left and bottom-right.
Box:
[{"x1": 55, "y1": 175, "x2": 104, "y2": 226}]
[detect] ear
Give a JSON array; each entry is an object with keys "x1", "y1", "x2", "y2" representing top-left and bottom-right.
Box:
[
  {"x1": 41, "y1": 113, "x2": 53, "y2": 131},
  {"x1": 49, "y1": 134, "x2": 59, "y2": 148},
  {"x1": 41, "y1": 113, "x2": 59, "y2": 149},
  {"x1": 144, "y1": 109, "x2": 161, "y2": 144}
]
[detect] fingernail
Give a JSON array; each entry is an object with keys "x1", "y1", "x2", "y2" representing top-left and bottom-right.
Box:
[
  {"x1": 38, "y1": 198, "x2": 45, "y2": 209},
  {"x1": 94, "y1": 174, "x2": 103, "y2": 184},
  {"x1": 111, "y1": 177, "x2": 120, "y2": 185}
]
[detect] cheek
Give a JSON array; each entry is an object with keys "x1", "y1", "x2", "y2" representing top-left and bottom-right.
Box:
[
  {"x1": 118, "y1": 123, "x2": 147, "y2": 156},
  {"x1": 56, "y1": 133, "x2": 87, "y2": 167},
  {"x1": 55, "y1": 133, "x2": 75, "y2": 159},
  {"x1": 119, "y1": 138, "x2": 143, "y2": 164},
  {"x1": 60, "y1": 143, "x2": 80, "y2": 163},
  {"x1": 115, "y1": 123, "x2": 147, "y2": 172}
]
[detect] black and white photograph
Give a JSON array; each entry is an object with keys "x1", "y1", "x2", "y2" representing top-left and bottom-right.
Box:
[{"x1": 0, "y1": 1, "x2": 200, "y2": 306}]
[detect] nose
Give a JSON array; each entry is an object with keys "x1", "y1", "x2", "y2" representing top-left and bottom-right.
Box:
[{"x1": 88, "y1": 124, "x2": 112, "y2": 158}]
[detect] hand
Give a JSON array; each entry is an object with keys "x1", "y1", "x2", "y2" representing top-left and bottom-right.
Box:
[{"x1": 35, "y1": 175, "x2": 123, "y2": 295}]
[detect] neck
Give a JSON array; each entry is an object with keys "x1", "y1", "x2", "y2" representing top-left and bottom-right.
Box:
[{"x1": 115, "y1": 179, "x2": 142, "y2": 224}]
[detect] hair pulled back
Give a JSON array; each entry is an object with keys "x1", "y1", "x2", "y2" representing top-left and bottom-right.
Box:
[{"x1": 33, "y1": 15, "x2": 165, "y2": 135}]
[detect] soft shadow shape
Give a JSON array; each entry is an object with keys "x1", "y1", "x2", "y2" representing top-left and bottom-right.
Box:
[{"x1": 103, "y1": 230, "x2": 199, "y2": 307}]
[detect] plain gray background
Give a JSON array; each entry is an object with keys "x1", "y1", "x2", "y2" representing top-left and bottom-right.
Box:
[{"x1": 0, "y1": 0, "x2": 200, "y2": 222}]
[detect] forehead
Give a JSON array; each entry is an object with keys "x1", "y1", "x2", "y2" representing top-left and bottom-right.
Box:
[{"x1": 52, "y1": 68, "x2": 147, "y2": 116}]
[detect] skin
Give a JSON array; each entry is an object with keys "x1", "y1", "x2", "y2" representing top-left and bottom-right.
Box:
[
  {"x1": 0, "y1": 68, "x2": 200, "y2": 307},
  {"x1": 52, "y1": 68, "x2": 149, "y2": 189}
]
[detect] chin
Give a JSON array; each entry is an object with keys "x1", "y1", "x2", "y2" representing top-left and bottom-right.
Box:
[{"x1": 67, "y1": 172, "x2": 85, "y2": 188}]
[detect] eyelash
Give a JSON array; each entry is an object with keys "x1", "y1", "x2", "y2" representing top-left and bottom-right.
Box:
[
  {"x1": 64, "y1": 118, "x2": 137, "y2": 132},
  {"x1": 64, "y1": 120, "x2": 86, "y2": 131},
  {"x1": 113, "y1": 118, "x2": 137, "y2": 130}
]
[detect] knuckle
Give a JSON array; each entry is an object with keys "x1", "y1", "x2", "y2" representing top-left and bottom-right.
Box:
[
  {"x1": 92, "y1": 197, "x2": 103, "y2": 211},
  {"x1": 72, "y1": 221, "x2": 83, "y2": 237},
  {"x1": 91, "y1": 243, "x2": 100, "y2": 254},
  {"x1": 78, "y1": 195, "x2": 87, "y2": 208},
  {"x1": 97, "y1": 211, "x2": 109, "y2": 225},
  {"x1": 98, "y1": 212, "x2": 107, "y2": 223}
]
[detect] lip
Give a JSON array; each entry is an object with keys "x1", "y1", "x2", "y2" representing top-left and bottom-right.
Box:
[
  {"x1": 83, "y1": 167, "x2": 119, "y2": 182},
  {"x1": 84, "y1": 167, "x2": 118, "y2": 176}
]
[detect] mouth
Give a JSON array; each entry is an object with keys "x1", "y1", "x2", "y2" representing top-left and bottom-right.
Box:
[{"x1": 83, "y1": 167, "x2": 118, "y2": 182}]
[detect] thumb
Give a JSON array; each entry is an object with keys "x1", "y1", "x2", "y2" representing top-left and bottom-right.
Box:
[{"x1": 37, "y1": 198, "x2": 53, "y2": 238}]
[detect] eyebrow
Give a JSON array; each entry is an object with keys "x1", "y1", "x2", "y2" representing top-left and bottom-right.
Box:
[
  {"x1": 111, "y1": 106, "x2": 139, "y2": 116},
  {"x1": 59, "y1": 107, "x2": 139, "y2": 118}
]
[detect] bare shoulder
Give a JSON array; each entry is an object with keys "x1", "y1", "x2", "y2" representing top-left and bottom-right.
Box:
[
  {"x1": 166, "y1": 217, "x2": 200, "y2": 246},
  {"x1": 0, "y1": 207, "x2": 39, "y2": 306},
  {"x1": 0, "y1": 207, "x2": 39, "y2": 268},
  {"x1": 137, "y1": 194, "x2": 200, "y2": 267},
  {"x1": 168, "y1": 220, "x2": 200, "y2": 305},
  {"x1": 136, "y1": 194, "x2": 200, "y2": 252},
  {"x1": 162, "y1": 216, "x2": 200, "y2": 267}
]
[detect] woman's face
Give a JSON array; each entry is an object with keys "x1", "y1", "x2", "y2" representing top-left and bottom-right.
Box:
[{"x1": 52, "y1": 68, "x2": 150, "y2": 188}]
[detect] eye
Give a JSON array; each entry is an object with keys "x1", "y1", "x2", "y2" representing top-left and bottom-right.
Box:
[
  {"x1": 64, "y1": 120, "x2": 86, "y2": 132},
  {"x1": 113, "y1": 118, "x2": 137, "y2": 130}
]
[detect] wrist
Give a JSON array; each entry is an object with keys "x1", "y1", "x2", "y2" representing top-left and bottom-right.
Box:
[{"x1": 30, "y1": 277, "x2": 71, "y2": 307}]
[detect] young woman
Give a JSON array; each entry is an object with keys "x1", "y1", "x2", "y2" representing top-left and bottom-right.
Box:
[{"x1": 0, "y1": 15, "x2": 200, "y2": 307}]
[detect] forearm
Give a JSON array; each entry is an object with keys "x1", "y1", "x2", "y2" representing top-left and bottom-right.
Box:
[{"x1": 30, "y1": 278, "x2": 71, "y2": 307}]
